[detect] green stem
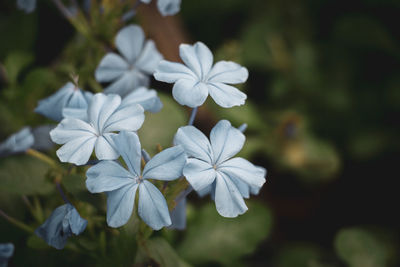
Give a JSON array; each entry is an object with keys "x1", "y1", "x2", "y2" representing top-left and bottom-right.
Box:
[
  {"x1": 26, "y1": 149, "x2": 57, "y2": 167},
  {"x1": 0, "y1": 209, "x2": 34, "y2": 233}
]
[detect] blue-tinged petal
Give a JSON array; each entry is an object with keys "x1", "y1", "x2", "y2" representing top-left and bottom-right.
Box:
[
  {"x1": 50, "y1": 118, "x2": 96, "y2": 144},
  {"x1": 183, "y1": 158, "x2": 216, "y2": 191},
  {"x1": 88, "y1": 93, "x2": 121, "y2": 133},
  {"x1": 208, "y1": 82, "x2": 247, "y2": 108},
  {"x1": 17, "y1": 0, "x2": 36, "y2": 13},
  {"x1": 67, "y1": 90, "x2": 89, "y2": 109},
  {"x1": 32, "y1": 125, "x2": 55, "y2": 151},
  {"x1": 196, "y1": 182, "x2": 214, "y2": 197},
  {"x1": 112, "y1": 131, "x2": 142, "y2": 176},
  {"x1": 250, "y1": 166, "x2": 267, "y2": 195},
  {"x1": 103, "y1": 103, "x2": 144, "y2": 133},
  {"x1": 230, "y1": 176, "x2": 250, "y2": 199},
  {"x1": 0, "y1": 243, "x2": 14, "y2": 264},
  {"x1": 86, "y1": 160, "x2": 136, "y2": 193},
  {"x1": 116, "y1": 25, "x2": 145, "y2": 64},
  {"x1": 135, "y1": 40, "x2": 163, "y2": 74},
  {"x1": 94, "y1": 133, "x2": 119, "y2": 160},
  {"x1": 95, "y1": 53, "x2": 129, "y2": 82},
  {"x1": 174, "y1": 125, "x2": 213, "y2": 163},
  {"x1": 0, "y1": 127, "x2": 34, "y2": 155},
  {"x1": 56, "y1": 136, "x2": 97, "y2": 165},
  {"x1": 172, "y1": 79, "x2": 209, "y2": 108},
  {"x1": 35, "y1": 82, "x2": 75, "y2": 121},
  {"x1": 121, "y1": 87, "x2": 163, "y2": 113},
  {"x1": 207, "y1": 61, "x2": 249, "y2": 84},
  {"x1": 154, "y1": 60, "x2": 196, "y2": 83},
  {"x1": 142, "y1": 145, "x2": 186, "y2": 181},
  {"x1": 66, "y1": 206, "x2": 88, "y2": 235},
  {"x1": 138, "y1": 180, "x2": 171, "y2": 230},
  {"x1": 210, "y1": 120, "x2": 245, "y2": 164},
  {"x1": 218, "y1": 157, "x2": 266, "y2": 190},
  {"x1": 157, "y1": 0, "x2": 181, "y2": 16},
  {"x1": 106, "y1": 183, "x2": 139, "y2": 227},
  {"x1": 180, "y1": 42, "x2": 213, "y2": 79},
  {"x1": 62, "y1": 108, "x2": 88, "y2": 121},
  {"x1": 214, "y1": 172, "x2": 248, "y2": 218},
  {"x1": 104, "y1": 71, "x2": 150, "y2": 97},
  {"x1": 169, "y1": 197, "x2": 186, "y2": 230}
]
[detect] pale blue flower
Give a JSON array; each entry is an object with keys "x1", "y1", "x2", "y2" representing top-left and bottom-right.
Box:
[
  {"x1": 120, "y1": 87, "x2": 163, "y2": 113},
  {"x1": 0, "y1": 127, "x2": 34, "y2": 156},
  {"x1": 35, "y1": 204, "x2": 87, "y2": 250},
  {"x1": 50, "y1": 93, "x2": 145, "y2": 165},
  {"x1": 154, "y1": 42, "x2": 248, "y2": 108},
  {"x1": 35, "y1": 82, "x2": 92, "y2": 121},
  {"x1": 95, "y1": 25, "x2": 163, "y2": 96},
  {"x1": 169, "y1": 197, "x2": 186, "y2": 230},
  {"x1": 174, "y1": 120, "x2": 266, "y2": 217},
  {"x1": 0, "y1": 243, "x2": 14, "y2": 267},
  {"x1": 86, "y1": 131, "x2": 186, "y2": 230},
  {"x1": 140, "y1": 0, "x2": 181, "y2": 16},
  {"x1": 17, "y1": 0, "x2": 36, "y2": 13}
]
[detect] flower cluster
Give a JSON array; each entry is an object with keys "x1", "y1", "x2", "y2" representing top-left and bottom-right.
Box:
[{"x1": 2, "y1": 3, "x2": 267, "y2": 252}]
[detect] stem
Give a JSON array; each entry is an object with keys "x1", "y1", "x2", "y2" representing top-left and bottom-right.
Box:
[
  {"x1": 0, "y1": 209, "x2": 34, "y2": 233},
  {"x1": 238, "y1": 123, "x2": 248, "y2": 133},
  {"x1": 56, "y1": 181, "x2": 71, "y2": 204},
  {"x1": 141, "y1": 149, "x2": 151, "y2": 163},
  {"x1": 52, "y1": 0, "x2": 73, "y2": 19},
  {"x1": 188, "y1": 107, "x2": 198, "y2": 126},
  {"x1": 26, "y1": 149, "x2": 56, "y2": 167}
]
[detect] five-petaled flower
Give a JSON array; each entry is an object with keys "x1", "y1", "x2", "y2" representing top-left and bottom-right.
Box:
[
  {"x1": 86, "y1": 131, "x2": 186, "y2": 230},
  {"x1": 50, "y1": 93, "x2": 145, "y2": 165},
  {"x1": 174, "y1": 120, "x2": 266, "y2": 217},
  {"x1": 154, "y1": 42, "x2": 248, "y2": 108},
  {"x1": 95, "y1": 25, "x2": 163, "y2": 96},
  {"x1": 35, "y1": 204, "x2": 88, "y2": 250}
]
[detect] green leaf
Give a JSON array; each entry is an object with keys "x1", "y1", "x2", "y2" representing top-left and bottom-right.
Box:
[
  {"x1": 144, "y1": 237, "x2": 191, "y2": 267},
  {"x1": 334, "y1": 227, "x2": 398, "y2": 267},
  {"x1": 3, "y1": 51, "x2": 34, "y2": 86},
  {"x1": 178, "y1": 201, "x2": 273, "y2": 266},
  {"x1": 138, "y1": 93, "x2": 186, "y2": 154},
  {"x1": 0, "y1": 155, "x2": 53, "y2": 195},
  {"x1": 275, "y1": 243, "x2": 324, "y2": 267}
]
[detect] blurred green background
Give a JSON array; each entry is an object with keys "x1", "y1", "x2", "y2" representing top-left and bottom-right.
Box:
[{"x1": 0, "y1": 0, "x2": 399, "y2": 266}]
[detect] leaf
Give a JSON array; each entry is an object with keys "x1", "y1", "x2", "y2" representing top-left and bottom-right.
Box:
[
  {"x1": 144, "y1": 237, "x2": 191, "y2": 267},
  {"x1": 275, "y1": 242, "x2": 323, "y2": 267},
  {"x1": 178, "y1": 201, "x2": 273, "y2": 266},
  {"x1": 334, "y1": 227, "x2": 398, "y2": 267},
  {"x1": 138, "y1": 93, "x2": 186, "y2": 153},
  {"x1": 62, "y1": 174, "x2": 87, "y2": 194},
  {"x1": 0, "y1": 155, "x2": 53, "y2": 195},
  {"x1": 3, "y1": 51, "x2": 34, "y2": 86}
]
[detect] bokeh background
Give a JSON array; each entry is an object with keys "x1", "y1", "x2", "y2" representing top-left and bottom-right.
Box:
[{"x1": 1, "y1": 0, "x2": 399, "y2": 266}]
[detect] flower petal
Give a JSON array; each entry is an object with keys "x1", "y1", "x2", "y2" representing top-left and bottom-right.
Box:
[
  {"x1": 103, "y1": 103, "x2": 144, "y2": 133},
  {"x1": 179, "y1": 42, "x2": 213, "y2": 79},
  {"x1": 62, "y1": 108, "x2": 88, "y2": 121},
  {"x1": 94, "y1": 133, "x2": 119, "y2": 160},
  {"x1": 35, "y1": 82, "x2": 75, "y2": 121},
  {"x1": 106, "y1": 183, "x2": 139, "y2": 228},
  {"x1": 154, "y1": 60, "x2": 196, "y2": 83},
  {"x1": 112, "y1": 131, "x2": 142, "y2": 176},
  {"x1": 95, "y1": 53, "x2": 129, "y2": 82},
  {"x1": 208, "y1": 82, "x2": 246, "y2": 108},
  {"x1": 55, "y1": 136, "x2": 97, "y2": 165},
  {"x1": 67, "y1": 207, "x2": 88, "y2": 235},
  {"x1": 104, "y1": 71, "x2": 149, "y2": 97},
  {"x1": 214, "y1": 172, "x2": 248, "y2": 218},
  {"x1": 115, "y1": 25, "x2": 145, "y2": 64},
  {"x1": 50, "y1": 118, "x2": 96, "y2": 144},
  {"x1": 210, "y1": 120, "x2": 245, "y2": 164},
  {"x1": 134, "y1": 40, "x2": 163, "y2": 74},
  {"x1": 120, "y1": 87, "x2": 163, "y2": 113},
  {"x1": 142, "y1": 145, "x2": 186, "y2": 181},
  {"x1": 0, "y1": 127, "x2": 34, "y2": 155},
  {"x1": 183, "y1": 158, "x2": 216, "y2": 191},
  {"x1": 157, "y1": 0, "x2": 181, "y2": 16},
  {"x1": 218, "y1": 157, "x2": 266, "y2": 190},
  {"x1": 138, "y1": 180, "x2": 171, "y2": 230},
  {"x1": 169, "y1": 197, "x2": 186, "y2": 230},
  {"x1": 174, "y1": 125, "x2": 213, "y2": 163},
  {"x1": 86, "y1": 160, "x2": 136, "y2": 193},
  {"x1": 207, "y1": 61, "x2": 248, "y2": 84},
  {"x1": 88, "y1": 93, "x2": 121, "y2": 133},
  {"x1": 172, "y1": 79, "x2": 208, "y2": 108}
]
